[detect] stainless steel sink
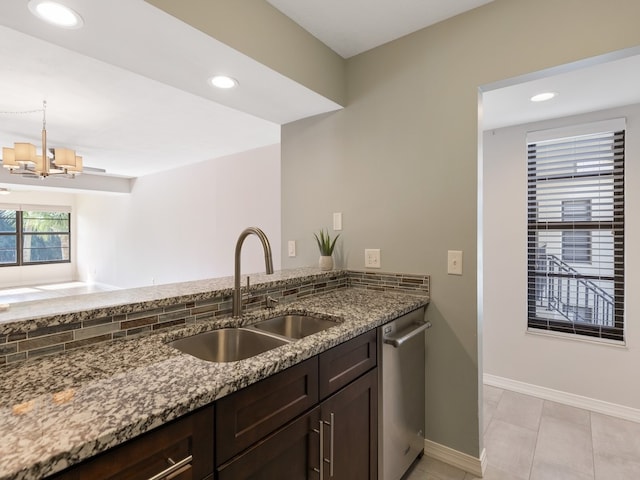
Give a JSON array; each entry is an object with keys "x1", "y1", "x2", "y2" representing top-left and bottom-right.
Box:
[
  {"x1": 169, "y1": 328, "x2": 289, "y2": 362},
  {"x1": 252, "y1": 314, "x2": 339, "y2": 339}
]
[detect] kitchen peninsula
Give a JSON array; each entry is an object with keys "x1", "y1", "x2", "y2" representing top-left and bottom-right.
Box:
[{"x1": 0, "y1": 268, "x2": 429, "y2": 479}]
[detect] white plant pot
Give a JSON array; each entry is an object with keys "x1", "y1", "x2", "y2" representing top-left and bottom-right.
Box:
[{"x1": 319, "y1": 255, "x2": 334, "y2": 271}]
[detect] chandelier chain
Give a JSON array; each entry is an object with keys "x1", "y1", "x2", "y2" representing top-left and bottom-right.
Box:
[
  {"x1": 0, "y1": 109, "x2": 44, "y2": 115},
  {"x1": 0, "y1": 100, "x2": 47, "y2": 118}
]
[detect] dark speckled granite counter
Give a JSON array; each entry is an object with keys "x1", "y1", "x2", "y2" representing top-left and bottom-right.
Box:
[{"x1": 0, "y1": 269, "x2": 429, "y2": 480}]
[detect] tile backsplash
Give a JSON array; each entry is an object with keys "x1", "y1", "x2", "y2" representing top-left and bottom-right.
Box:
[{"x1": 0, "y1": 269, "x2": 429, "y2": 366}]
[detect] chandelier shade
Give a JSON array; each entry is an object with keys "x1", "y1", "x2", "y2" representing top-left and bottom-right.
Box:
[
  {"x1": 53, "y1": 148, "x2": 81, "y2": 171},
  {"x1": 0, "y1": 101, "x2": 83, "y2": 178},
  {"x1": 14, "y1": 143, "x2": 36, "y2": 164},
  {"x1": 1, "y1": 147, "x2": 18, "y2": 170}
]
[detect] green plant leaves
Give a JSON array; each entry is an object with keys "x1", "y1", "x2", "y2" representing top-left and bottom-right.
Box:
[{"x1": 314, "y1": 229, "x2": 340, "y2": 256}]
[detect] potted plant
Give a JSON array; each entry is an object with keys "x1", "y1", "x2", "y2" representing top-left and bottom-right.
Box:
[{"x1": 314, "y1": 229, "x2": 340, "y2": 271}]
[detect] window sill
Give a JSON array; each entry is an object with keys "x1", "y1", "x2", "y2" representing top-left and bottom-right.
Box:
[{"x1": 526, "y1": 327, "x2": 627, "y2": 349}]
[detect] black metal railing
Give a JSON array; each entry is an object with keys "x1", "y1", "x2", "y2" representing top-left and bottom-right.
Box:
[{"x1": 534, "y1": 253, "x2": 614, "y2": 327}]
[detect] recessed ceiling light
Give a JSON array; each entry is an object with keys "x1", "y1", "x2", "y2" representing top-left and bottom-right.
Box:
[
  {"x1": 209, "y1": 75, "x2": 238, "y2": 89},
  {"x1": 530, "y1": 92, "x2": 557, "y2": 102},
  {"x1": 28, "y1": 0, "x2": 84, "y2": 29}
]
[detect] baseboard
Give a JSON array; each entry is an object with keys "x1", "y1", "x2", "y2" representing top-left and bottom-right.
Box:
[
  {"x1": 424, "y1": 439, "x2": 487, "y2": 477},
  {"x1": 484, "y1": 373, "x2": 640, "y2": 423}
]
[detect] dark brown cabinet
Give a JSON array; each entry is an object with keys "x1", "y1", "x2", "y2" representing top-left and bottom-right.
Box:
[
  {"x1": 215, "y1": 356, "x2": 319, "y2": 465},
  {"x1": 48, "y1": 330, "x2": 378, "y2": 480},
  {"x1": 48, "y1": 405, "x2": 214, "y2": 480},
  {"x1": 319, "y1": 369, "x2": 378, "y2": 480},
  {"x1": 218, "y1": 406, "x2": 321, "y2": 479},
  {"x1": 319, "y1": 329, "x2": 377, "y2": 399},
  {"x1": 217, "y1": 330, "x2": 378, "y2": 480}
]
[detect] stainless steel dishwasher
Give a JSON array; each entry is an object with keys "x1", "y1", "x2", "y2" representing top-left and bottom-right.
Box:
[{"x1": 378, "y1": 307, "x2": 430, "y2": 480}]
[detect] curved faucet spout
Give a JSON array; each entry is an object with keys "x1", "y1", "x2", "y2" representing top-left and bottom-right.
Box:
[{"x1": 233, "y1": 227, "x2": 274, "y2": 317}]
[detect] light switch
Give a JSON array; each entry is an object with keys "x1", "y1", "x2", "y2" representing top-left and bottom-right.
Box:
[
  {"x1": 448, "y1": 250, "x2": 463, "y2": 275},
  {"x1": 333, "y1": 212, "x2": 343, "y2": 231},
  {"x1": 288, "y1": 240, "x2": 296, "y2": 257}
]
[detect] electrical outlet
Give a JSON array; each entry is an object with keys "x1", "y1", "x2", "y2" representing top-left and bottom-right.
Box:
[
  {"x1": 365, "y1": 249, "x2": 381, "y2": 268},
  {"x1": 288, "y1": 240, "x2": 296, "y2": 257},
  {"x1": 448, "y1": 250, "x2": 463, "y2": 275}
]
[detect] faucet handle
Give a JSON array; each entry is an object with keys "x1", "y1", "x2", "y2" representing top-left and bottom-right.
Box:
[
  {"x1": 266, "y1": 296, "x2": 279, "y2": 309},
  {"x1": 242, "y1": 277, "x2": 251, "y2": 301}
]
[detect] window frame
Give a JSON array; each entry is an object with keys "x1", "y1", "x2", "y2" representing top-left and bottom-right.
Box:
[
  {"x1": 526, "y1": 124, "x2": 625, "y2": 342},
  {"x1": 0, "y1": 206, "x2": 71, "y2": 267}
]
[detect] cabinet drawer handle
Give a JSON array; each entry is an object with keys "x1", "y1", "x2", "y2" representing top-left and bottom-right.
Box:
[
  {"x1": 146, "y1": 455, "x2": 192, "y2": 480},
  {"x1": 312, "y1": 421, "x2": 324, "y2": 479}
]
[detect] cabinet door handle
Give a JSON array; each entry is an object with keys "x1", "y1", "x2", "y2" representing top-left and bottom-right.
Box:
[
  {"x1": 312, "y1": 420, "x2": 324, "y2": 479},
  {"x1": 313, "y1": 415, "x2": 335, "y2": 478},
  {"x1": 328, "y1": 412, "x2": 335, "y2": 477},
  {"x1": 146, "y1": 455, "x2": 192, "y2": 480}
]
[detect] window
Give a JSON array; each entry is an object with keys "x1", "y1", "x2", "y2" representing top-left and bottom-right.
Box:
[
  {"x1": 527, "y1": 125, "x2": 624, "y2": 341},
  {"x1": 561, "y1": 199, "x2": 591, "y2": 263},
  {"x1": 0, "y1": 206, "x2": 71, "y2": 266}
]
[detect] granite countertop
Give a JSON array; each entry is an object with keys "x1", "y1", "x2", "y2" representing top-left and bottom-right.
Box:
[
  {"x1": 0, "y1": 267, "x2": 332, "y2": 334},
  {"x1": 0, "y1": 286, "x2": 428, "y2": 480}
]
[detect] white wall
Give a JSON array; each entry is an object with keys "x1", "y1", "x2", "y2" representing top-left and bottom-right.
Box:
[
  {"x1": 0, "y1": 189, "x2": 77, "y2": 288},
  {"x1": 483, "y1": 104, "x2": 640, "y2": 410},
  {"x1": 76, "y1": 144, "x2": 281, "y2": 288}
]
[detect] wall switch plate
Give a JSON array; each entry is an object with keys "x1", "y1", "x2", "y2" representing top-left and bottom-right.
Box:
[
  {"x1": 288, "y1": 240, "x2": 296, "y2": 257},
  {"x1": 448, "y1": 250, "x2": 463, "y2": 275},
  {"x1": 333, "y1": 212, "x2": 343, "y2": 231},
  {"x1": 365, "y1": 248, "x2": 381, "y2": 268}
]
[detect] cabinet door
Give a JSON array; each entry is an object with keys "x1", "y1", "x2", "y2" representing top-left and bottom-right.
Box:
[
  {"x1": 217, "y1": 407, "x2": 321, "y2": 480},
  {"x1": 48, "y1": 406, "x2": 214, "y2": 480},
  {"x1": 320, "y1": 368, "x2": 378, "y2": 480}
]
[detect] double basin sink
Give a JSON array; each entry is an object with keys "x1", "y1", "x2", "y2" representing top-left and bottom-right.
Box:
[{"x1": 170, "y1": 314, "x2": 340, "y2": 363}]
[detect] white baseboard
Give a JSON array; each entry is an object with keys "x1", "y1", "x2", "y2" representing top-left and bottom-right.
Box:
[
  {"x1": 424, "y1": 439, "x2": 487, "y2": 477},
  {"x1": 484, "y1": 373, "x2": 640, "y2": 423}
]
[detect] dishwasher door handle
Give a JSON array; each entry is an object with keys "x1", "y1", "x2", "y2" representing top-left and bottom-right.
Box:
[{"x1": 383, "y1": 321, "x2": 431, "y2": 348}]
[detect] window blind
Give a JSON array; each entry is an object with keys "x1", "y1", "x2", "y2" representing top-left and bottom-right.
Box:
[{"x1": 527, "y1": 129, "x2": 625, "y2": 341}]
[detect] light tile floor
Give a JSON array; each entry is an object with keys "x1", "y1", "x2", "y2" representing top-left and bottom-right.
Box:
[{"x1": 405, "y1": 385, "x2": 640, "y2": 480}]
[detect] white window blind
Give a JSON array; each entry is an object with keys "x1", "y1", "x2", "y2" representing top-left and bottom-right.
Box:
[{"x1": 526, "y1": 127, "x2": 624, "y2": 341}]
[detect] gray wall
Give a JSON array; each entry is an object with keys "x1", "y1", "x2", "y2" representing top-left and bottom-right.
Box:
[
  {"x1": 146, "y1": 0, "x2": 346, "y2": 106},
  {"x1": 281, "y1": 0, "x2": 640, "y2": 458}
]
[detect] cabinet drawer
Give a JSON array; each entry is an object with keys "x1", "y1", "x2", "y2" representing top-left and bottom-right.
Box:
[
  {"x1": 217, "y1": 406, "x2": 321, "y2": 479},
  {"x1": 319, "y1": 329, "x2": 377, "y2": 400},
  {"x1": 49, "y1": 406, "x2": 214, "y2": 480},
  {"x1": 216, "y1": 356, "x2": 319, "y2": 466}
]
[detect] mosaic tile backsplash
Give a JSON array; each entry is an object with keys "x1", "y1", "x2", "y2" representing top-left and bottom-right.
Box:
[{"x1": 0, "y1": 268, "x2": 429, "y2": 366}]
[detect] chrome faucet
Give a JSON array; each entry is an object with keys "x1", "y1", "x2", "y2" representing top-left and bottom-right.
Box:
[{"x1": 233, "y1": 227, "x2": 274, "y2": 317}]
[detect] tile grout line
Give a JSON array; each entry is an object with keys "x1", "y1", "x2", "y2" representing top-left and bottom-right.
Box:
[
  {"x1": 527, "y1": 399, "x2": 545, "y2": 480},
  {"x1": 589, "y1": 411, "x2": 596, "y2": 480}
]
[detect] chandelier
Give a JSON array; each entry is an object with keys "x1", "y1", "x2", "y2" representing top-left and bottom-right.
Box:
[{"x1": 1, "y1": 101, "x2": 83, "y2": 178}]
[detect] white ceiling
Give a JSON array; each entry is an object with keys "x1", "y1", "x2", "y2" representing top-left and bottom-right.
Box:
[
  {"x1": 482, "y1": 52, "x2": 640, "y2": 131},
  {"x1": 266, "y1": 0, "x2": 494, "y2": 58},
  {"x1": 0, "y1": 0, "x2": 341, "y2": 178},
  {"x1": 0, "y1": 0, "x2": 639, "y2": 183}
]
